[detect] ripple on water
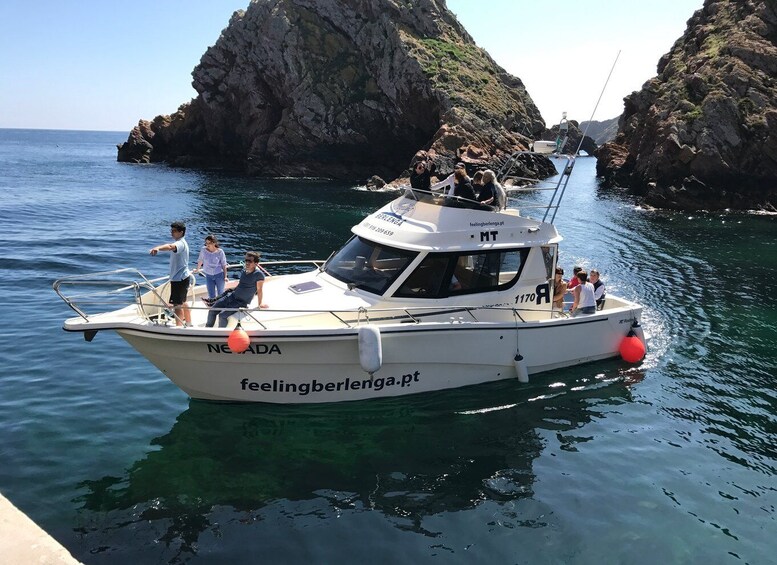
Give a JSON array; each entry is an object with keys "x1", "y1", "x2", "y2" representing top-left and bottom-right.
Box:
[{"x1": 0, "y1": 135, "x2": 775, "y2": 563}]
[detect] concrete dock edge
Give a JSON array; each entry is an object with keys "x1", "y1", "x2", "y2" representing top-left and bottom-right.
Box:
[{"x1": 0, "y1": 492, "x2": 82, "y2": 564}]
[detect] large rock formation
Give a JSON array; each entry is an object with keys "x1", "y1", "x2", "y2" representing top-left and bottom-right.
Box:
[
  {"x1": 579, "y1": 117, "x2": 618, "y2": 146},
  {"x1": 596, "y1": 0, "x2": 777, "y2": 210},
  {"x1": 117, "y1": 0, "x2": 546, "y2": 181}
]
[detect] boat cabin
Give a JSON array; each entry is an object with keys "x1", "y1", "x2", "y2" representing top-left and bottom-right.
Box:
[{"x1": 317, "y1": 189, "x2": 562, "y2": 320}]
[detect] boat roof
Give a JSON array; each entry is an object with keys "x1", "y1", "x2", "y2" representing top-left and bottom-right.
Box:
[{"x1": 351, "y1": 191, "x2": 562, "y2": 252}]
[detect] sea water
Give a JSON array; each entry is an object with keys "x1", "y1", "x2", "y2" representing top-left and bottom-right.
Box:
[{"x1": 0, "y1": 128, "x2": 775, "y2": 563}]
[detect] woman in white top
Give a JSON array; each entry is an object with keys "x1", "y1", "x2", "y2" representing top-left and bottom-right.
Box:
[
  {"x1": 571, "y1": 270, "x2": 597, "y2": 316},
  {"x1": 196, "y1": 235, "x2": 228, "y2": 299}
]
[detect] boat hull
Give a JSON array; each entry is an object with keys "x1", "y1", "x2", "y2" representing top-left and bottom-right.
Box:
[{"x1": 116, "y1": 308, "x2": 640, "y2": 403}]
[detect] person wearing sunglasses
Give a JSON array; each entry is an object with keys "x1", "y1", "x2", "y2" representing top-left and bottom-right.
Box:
[
  {"x1": 409, "y1": 157, "x2": 436, "y2": 191},
  {"x1": 204, "y1": 251, "x2": 268, "y2": 328}
]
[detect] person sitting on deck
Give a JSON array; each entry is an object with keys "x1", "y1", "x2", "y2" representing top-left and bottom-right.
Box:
[
  {"x1": 452, "y1": 163, "x2": 476, "y2": 199},
  {"x1": 204, "y1": 251, "x2": 268, "y2": 328},
  {"x1": 472, "y1": 170, "x2": 485, "y2": 195},
  {"x1": 477, "y1": 169, "x2": 506, "y2": 211},
  {"x1": 487, "y1": 170, "x2": 507, "y2": 210}
]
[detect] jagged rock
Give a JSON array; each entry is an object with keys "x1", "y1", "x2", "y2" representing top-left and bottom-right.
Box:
[
  {"x1": 116, "y1": 121, "x2": 154, "y2": 163},
  {"x1": 365, "y1": 175, "x2": 386, "y2": 189},
  {"x1": 596, "y1": 0, "x2": 777, "y2": 210},
  {"x1": 117, "y1": 0, "x2": 547, "y2": 182}
]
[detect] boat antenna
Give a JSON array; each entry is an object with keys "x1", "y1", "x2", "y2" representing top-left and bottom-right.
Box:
[
  {"x1": 576, "y1": 50, "x2": 620, "y2": 155},
  {"x1": 555, "y1": 112, "x2": 569, "y2": 154}
]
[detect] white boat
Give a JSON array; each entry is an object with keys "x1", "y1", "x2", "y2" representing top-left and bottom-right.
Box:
[
  {"x1": 531, "y1": 140, "x2": 556, "y2": 154},
  {"x1": 55, "y1": 154, "x2": 645, "y2": 404}
]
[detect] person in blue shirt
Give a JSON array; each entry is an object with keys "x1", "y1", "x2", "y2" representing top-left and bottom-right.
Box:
[
  {"x1": 205, "y1": 251, "x2": 268, "y2": 328},
  {"x1": 150, "y1": 221, "x2": 191, "y2": 326}
]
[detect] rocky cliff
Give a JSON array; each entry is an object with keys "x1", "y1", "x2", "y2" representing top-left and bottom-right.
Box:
[
  {"x1": 579, "y1": 117, "x2": 618, "y2": 146},
  {"x1": 596, "y1": 0, "x2": 777, "y2": 210},
  {"x1": 117, "y1": 0, "x2": 546, "y2": 181}
]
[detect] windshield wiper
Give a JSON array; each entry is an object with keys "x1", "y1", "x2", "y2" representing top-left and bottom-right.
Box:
[{"x1": 319, "y1": 250, "x2": 336, "y2": 272}]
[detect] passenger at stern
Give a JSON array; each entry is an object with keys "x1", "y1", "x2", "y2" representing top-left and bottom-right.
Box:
[
  {"x1": 567, "y1": 266, "x2": 582, "y2": 291},
  {"x1": 552, "y1": 267, "x2": 568, "y2": 311},
  {"x1": 205, "y1": 251, "x2": 268, "y2": 328},
  {"x1": 590, "y1": 269, "x2": 606, "y2": 309},
  {"x1": 570, "y1": 270, "x2": 596, "y2": 316},
  {"x1": 196, "y1": 234, "x2": 228, "y2": 299},
  {"x1": 149, "y1": 221, "x2": 191, "y2": 327}
]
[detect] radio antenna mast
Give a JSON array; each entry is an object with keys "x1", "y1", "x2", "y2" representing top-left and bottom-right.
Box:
[{"x1": 576, "y1": 50, "x2": 621, "y2": 155}]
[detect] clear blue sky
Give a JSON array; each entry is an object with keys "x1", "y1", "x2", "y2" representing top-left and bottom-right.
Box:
[{"x1": 0, "y1": 0, "x2": 702, "y2": 132}]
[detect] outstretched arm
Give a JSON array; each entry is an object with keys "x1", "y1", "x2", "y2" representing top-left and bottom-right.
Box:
[
  {"x1": 430, "y1": 174, "x2": 455, "y2": 193},
  {"x1": 150, "y1": 241, "x2": 176, "y2": 255}
]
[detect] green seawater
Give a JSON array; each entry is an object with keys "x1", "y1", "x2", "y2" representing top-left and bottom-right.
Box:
[{"x1": 0, "y1": 128, "x2": 775, "y2": 564}]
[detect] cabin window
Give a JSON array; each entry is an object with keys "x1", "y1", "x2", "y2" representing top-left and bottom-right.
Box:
[
  {"x1": 394, "y1": 255, "x2": 450, "y2": 298},
  {"x1": 395, "y1": 248, "x2": 529, "y2": 298},
  {"x1": 541, "y1": 245, "x2": 557, "y2": 280},
  {"x1": 324, "y1": 236, "x2": 417, "y2": 295}
]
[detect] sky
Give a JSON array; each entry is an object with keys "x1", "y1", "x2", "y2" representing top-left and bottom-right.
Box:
[{"x1": 0, "y1": 0, "x2": 703, "y2": 132}]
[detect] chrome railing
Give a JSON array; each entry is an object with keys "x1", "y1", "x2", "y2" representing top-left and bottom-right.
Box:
[
  {"x1": 497, "y1": 151, "x2": 575, "y2": 224},
  {"x1": 53, "y1": 260, "x2": 325, "y2": 325}
]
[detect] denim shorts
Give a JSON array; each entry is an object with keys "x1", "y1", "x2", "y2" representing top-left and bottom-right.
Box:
[{"x1": 574, "y1": 306, "x2": 596, "y2": 316}]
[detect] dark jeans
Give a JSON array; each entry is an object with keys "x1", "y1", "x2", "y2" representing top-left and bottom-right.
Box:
[
  {"x1": 206, "y1": 293, "x2": 247, "y2": 328},
  {"x1": 573, "y1": 306, "x2": 596, "y2": 317}
]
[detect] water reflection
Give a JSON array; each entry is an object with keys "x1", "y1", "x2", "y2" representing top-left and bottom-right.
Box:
[{"x1": 74, "y1": 368, "x2": 639, "y2": 562}]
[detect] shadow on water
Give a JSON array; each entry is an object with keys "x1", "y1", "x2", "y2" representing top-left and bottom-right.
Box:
[{"x1": 72, "y1": 366, "x2": 642, "y2": 563}]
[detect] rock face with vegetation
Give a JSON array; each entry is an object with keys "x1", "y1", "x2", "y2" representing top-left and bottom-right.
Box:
[
  {"x1": 596, "y1": 0, "x2": 777, "y2": 210},
  {"x1": 117, "y1": 0, "x2": 546, "y2": 181}
]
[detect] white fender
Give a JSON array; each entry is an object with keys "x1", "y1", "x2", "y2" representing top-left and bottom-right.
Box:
[
  {"x1": 631, "y1": 320, "x2": 646, "y2": 348},
  {"x1": 514, "y1": 351, "x2": 529, "y2": 383},
  {"x1": 358, "y1": 325, "x2": 382, "y2": 375}
]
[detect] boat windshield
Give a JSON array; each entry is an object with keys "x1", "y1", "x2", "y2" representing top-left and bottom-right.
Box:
[
  {"x1": 403, "y1": 188, "x2": 492, "y2": 210},
  {"x1": 394, "y1": 248, "x2": 530, "y2": 298},
  {"x1": 324, "y1": 236, "x2": 418, "y2": 295}
]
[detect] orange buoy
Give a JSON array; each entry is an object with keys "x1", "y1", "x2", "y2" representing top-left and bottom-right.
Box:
[
  {"x1": 619, "y1": 329, "x2": 646, "y2": 363},
  {"x1": 227, "y1": 323, "x2": 250, "y2": 353}
]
